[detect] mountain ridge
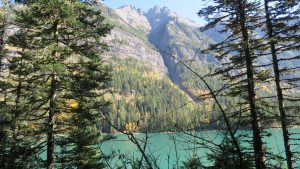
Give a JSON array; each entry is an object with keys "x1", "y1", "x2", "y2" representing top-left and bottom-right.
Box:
[
  {"x1": 116, "y1": 5, "x2": 200, "y2": 31},
  {"x1": 103, "y1": 4, "x2": 219, "y2": 101},
  {"x1": 97, "y1": 4, "x2": 224, "y2": 131}
]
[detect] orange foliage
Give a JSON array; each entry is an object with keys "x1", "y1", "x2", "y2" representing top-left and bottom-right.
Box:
[{"x1": 124, "y1": 122, "x2": 137, "y2": 133}]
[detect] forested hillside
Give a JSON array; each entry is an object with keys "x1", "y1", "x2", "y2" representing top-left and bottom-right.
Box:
[{"x1": 107, "y1": 58, "x2": 211, "y2": 132}]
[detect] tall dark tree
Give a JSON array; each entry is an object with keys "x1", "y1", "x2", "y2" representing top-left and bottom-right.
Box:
[
  {"x1": 198, "y1": 0, "x2": 267, "y2": 168},
  {"x1": 0, "y1": 1, "x2": 43, "y2": 168},
  {"x1": 0, "y1": 0, "x2": 10, "y2": 105},
  {"x1": 57, "y1": 61, "x2": 112, "y2": 169},
  {"x1": 207, "y1": 136, "x2": 254, "y2": 169},
  {"x1": 261, "y1": 0, "x2": 300, "y2": 168},
  {"x1": 12, "y1": 0, "x2": 112, "y2": 168},
  {"x1": 0, "y1": 1, "x2": 12, "y2": 167}
]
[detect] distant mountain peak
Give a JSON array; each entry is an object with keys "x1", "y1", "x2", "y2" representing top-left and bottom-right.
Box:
[
  {"x1": 118, "y1": 5, "x2": 141, "y2": 13},
  {"x1": 146, "y1": 6, "x2": 199, "y2": 28},
  {"x1": 115, "y1": 4, "x2": 200, "y2": 33},
  {"x1": 161, "y1": 7, "x2": 175, "y2": 16},
  {"x1": 116, "y1": 5, "x2": 151, "y2": 33},
  {"x1": 146, "y1": 6, "x2": 172, "y2": 28},
  {"x1": 119, "y1": 4, "x2": 135, "y2": 9},
  {"x1": 147, "y1": 6, "x2": 176, "y2": 18},
  {"x1": 151, "y1": 5, "x2": 161, "y2": 12}
]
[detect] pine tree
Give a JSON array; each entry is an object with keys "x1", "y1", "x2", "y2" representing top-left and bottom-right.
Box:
[
  {"x1": 7, "y1": 31, "x2": 46, "y2": 169},
  {"x1": 0, "y1": 1, "x2": 43, "y2": 168},
  {"x1": 0, "y1": 0, "x2": 9, "y2": 70},
  {"x1": 0, "y1": 0, "x2": 14, "y2": 167},
  {"x1": 207, "y1": 136, "x2": 254, "y2": 169},
  {"x1": 0, "y1": 10, "x2": 9, "y2": 163},
  {"x1": 56, "y1": 59, "x2": 112, "y2": 169},
  {"x1": 198, "y1": 0, "x2": 267, "y2": 168},
  {"x1": 11, "y1": 0, "x2": 112, "y2": 168},
  {"x1": 261, "y1": 1, "x2": 299, "y2": 168},
  {"x1": 181, "y1": 154, "x2": 204, "y2": 169}
]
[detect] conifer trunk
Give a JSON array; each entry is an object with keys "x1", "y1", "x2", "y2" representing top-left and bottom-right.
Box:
[
  {"x1": 263, "y1": 1, "x2": 293, "y2": 168},
  {"x1": 237, "y1": 1, "x2": 266, "y2": 168},
  {"x1": 8, "y1": 81, "x2": 22, "y2": 168},
  {"x1": 0, "y1": 0, "x2": 7, "y2": 80},
  {"x1": 0, "y1": 30, "x2": 3, "y2": 71},
  {"x1": 47, "y1": 72, "x2": 56, "y2": 169},
  {"x1": 47, "y1": 20, "x2": 59, "y2": 169}
]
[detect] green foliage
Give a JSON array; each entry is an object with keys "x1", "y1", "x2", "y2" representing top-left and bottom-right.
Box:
[
  {"x1": 57, "y1": 127, "x2": 106, "y2": 169},
  {"x1": 207, "y1": 136, "x2": 254, "y2": 169},
  {"x1": 181, "y1": 154, "x2": 204, "y2": 169},
  {"x1": 0, "y1": 2, "x2": 41, "y2": 168},
  {"x1": 108, "y1": 57, "x2": 260, "y2": 132},
  {"x1": 109, "y1": 58, "x2": 207, "y2": 132},
  {"x1": 1, "y1": 0, "x2": 113, "y2": 168}
]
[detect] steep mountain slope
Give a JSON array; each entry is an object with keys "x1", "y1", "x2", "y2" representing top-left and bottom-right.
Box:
[
  {"x1": 99, "y1": 4, "x2": 167, "y2": 74},
  {"x1": 104, "y1": 4, "x2": 221, "y2": 97},
  {"x1": 145, "y1": 6, "x2": 219, "y2": 97},
  {"x1": 115, "y1": 5, "x2": 151, "y2": 34},
  {"x1": 97, "y1": 4, "x2": 222, "y2": 131}
]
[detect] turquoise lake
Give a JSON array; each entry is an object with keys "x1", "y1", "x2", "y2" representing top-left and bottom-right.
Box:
[{"x1": 101, "y1": 128, "x2": 300, "y2": 168}]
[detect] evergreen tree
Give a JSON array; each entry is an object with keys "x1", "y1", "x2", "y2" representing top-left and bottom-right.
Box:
[
  {"x1": 261, "y1": 0, "x2": 299, "y2": 168},
  {"x1": 11, "y1": 0, "x2": 112, "y2": 168},
  {"x1": 207, "y1": 136, "x2": 254, "y2": 169},
  {"x1": 56, "y1": 59, "x2": 112, "y2": 169},
  {"x1": 181, "y1": 154, "x2": 204, "y2": 169},
  {"x1": 0, "y1": 1, "x2": 43, "y2": 168},
  {"x1": 0, "y1": 1, "x2": 9, "y2": 166},
  {"x1": 198, "y1": 0, "x2": 267, "y2": 168}
]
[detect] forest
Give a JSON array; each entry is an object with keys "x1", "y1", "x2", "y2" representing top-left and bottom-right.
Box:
[{"x1": 0, "y1": 0, "x2": 300, "y2": 169}]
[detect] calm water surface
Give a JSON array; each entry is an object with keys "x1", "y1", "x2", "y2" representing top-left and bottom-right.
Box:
[{"x1": 101, "y1": 128, "x2": 300, "y2": 168}]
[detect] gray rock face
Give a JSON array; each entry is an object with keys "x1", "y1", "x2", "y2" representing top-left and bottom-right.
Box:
[
  {"x1": 146, "y1": 6, "x2": 174, "y2": 28},
  {"x1": 116, "y1": 5, "x2": 151, "y2": 34},
  {"x1": 104, "y1": 28, "x2": 167, "y2": 74},
  {"x1": 143, "y1": 6, "x2": 214, "y2": 63}
]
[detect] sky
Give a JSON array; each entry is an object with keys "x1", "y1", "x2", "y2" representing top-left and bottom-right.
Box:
[{"x1": 103, "y1": 0, "x2": 210, "y2": 24}]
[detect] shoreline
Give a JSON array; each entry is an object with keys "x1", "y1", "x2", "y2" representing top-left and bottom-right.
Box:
[{"x1": 104, "y1": 126, "x2": 300, "y2": 135}]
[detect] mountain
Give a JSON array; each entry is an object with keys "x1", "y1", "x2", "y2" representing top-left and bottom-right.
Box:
[
  {"x1": 115, "y1": 5, "x2": 151, "y2": 34},
  {"x1": 98, "y1": 5, "x2": 167, "y2": 74},
  {"x1": 98, "y1": 4, "x2": 298, "y2": 132},
  {"x1": 115, "y1": 5, "x2": 218, "y2": 95},
  {"x1": 97, "y1": 4, "x2": 222, "y2": 132}
]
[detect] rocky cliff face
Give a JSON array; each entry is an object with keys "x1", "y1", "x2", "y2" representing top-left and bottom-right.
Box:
[
  {"x1": 104, "y1": 28, "x2": 167, "y2": 74},
  {"x1": 145, "y1": 6, "x2": 217, "y2": 96},
  {"x1": 100, "y1": 4, "x2": 167, "y2": 74},
  {"x1": 115, "y1": 5, "x2": 151, "y2": 34}
]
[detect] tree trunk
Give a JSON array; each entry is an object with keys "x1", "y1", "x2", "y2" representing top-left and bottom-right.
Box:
[
  {"x1": 8, "y1": 81, "x2": 22, "y2": 168},
  {"x1": 263, "y1": 1, "x2": 293, "y2": 168},
  {"x1": 47, "y1": 19, "x2": 59, "y2": 169},
  {"x1": 47, "y1": 72, "x2": 57, "y2": 169},
  {"x1": 237, "y1": 1, "x2": 266, "y2": 168}
]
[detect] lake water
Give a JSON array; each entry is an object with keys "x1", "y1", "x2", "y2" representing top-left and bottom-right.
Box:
[{"x1": 101, "y1": 128, "x2": 300, "y2": 168}]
